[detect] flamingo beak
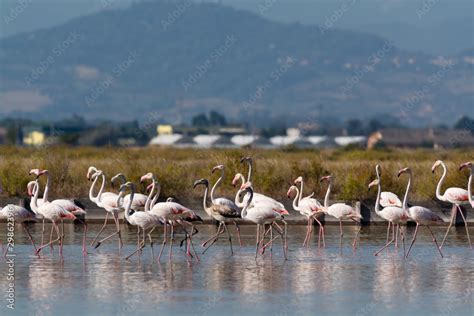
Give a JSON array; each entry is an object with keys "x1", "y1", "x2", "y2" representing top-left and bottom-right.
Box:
[{"x1": 459, "y1": 163, "x2": 469, "y2": 171}]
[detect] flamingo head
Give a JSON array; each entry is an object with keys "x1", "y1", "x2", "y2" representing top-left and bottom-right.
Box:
[
  {"x1": 166, "y1": 197, "x2": 176, "y2": 203},
  {"x1": 278, "y1": 209, "x2": 290, "y2": 216},
  {"x1": 140, "y1": 172, "x2": 154, "y2": 183},
  {"x1": 459, "y1": 161, "x2": 473, "y2": 171},
  {"x1": 193, "y1": 178, "x2": 209, "y2": 189},
  {"x1": 397, "y1": 167, "x2": 411, "y2": 178},
  {"x1": 111, "y1": 173, "x2": 126, "y2": 186},
  {"x1": 293, "y1": 176, "x2": 303, "y2": 184},
  {"x1": 319, "y1": 175, "x2": 332, "y2": 183},
  {"x1": 240, "y1": 156, "x2": 252, "y2": 164},
  {"x1": 240, "y1": 181, "x2": 253, "y2": 191},
  {"x1": 86, "y1": 166, "x2": 98, "y2": 180},
  {"x1": 231, "y1": 173, "x2": 243, "y2": 187},
  {"x1": 431, "y1": 160, "x2": 443, "y2": 173},
  {"x1": 211, "y1": 164, "x2": 224, "y2": 173},
  {"x1": 146, "y1": 183, "x2": 154, "y2": 192},
  {"x1": 368, "y1": 179, "x2": 379, "y2": 191},
  {"x1": 29, "y1": 168, "x2": 41, "y2": 178},
  {"x1": 287, "y1": 185, "x2": 298, "y2": 198},
  {"x1": 27, "y1": 180, "x2": 37, "y2": 196},
  {"x1": 119, "y1": 181, "x2": 134, "y2": 194}
]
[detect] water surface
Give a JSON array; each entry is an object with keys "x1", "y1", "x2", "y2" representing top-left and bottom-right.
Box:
[{"x1": 0, "y1": 224, "x2": 472, "y2": 315}]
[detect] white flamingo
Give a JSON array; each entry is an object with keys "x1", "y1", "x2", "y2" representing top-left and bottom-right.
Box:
[
  {"x1": 459, "y1": 162, "x2": 474, "y2": 208},
  {"x1": 239, "y1": 182, "x2": 288, "y2": 260},
  {"x1": 320, "y1": 175, "x2": 363, "y2": 250},
  {"x1": 111, "y1": 173, "x2": 148, "y2": 211},
  {"x1": 432, "y1": 160, "x2": 471, "y2": 249},
  {"x1": 142, "y1": 173, "x2": 199, "y2": 261},
  {"x1": 398, "y1": 167, "x2": 444, "y2": 258},
  {"x1": 368, "y1": 165, "x2": 409, "y2": 256},
  {"x1": 232, "y1": 172, "x2": 287, "y2": 212},
  {"x1": 287, "y1": 176, "x2": 325, "y2": 248},
  {"x1": 194, "y1": 178, "x2": 241, "y2": 254}
]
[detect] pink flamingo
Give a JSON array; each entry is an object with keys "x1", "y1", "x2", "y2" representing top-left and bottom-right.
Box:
[
  {"x1": 0, "y1": 204, "x2": 38, "y2": 256},
  {"x1": 398, "y1": 167, "x2": 444, "y2": 258},
  {"x1": 287, "y1": 176, "x2": 325, "y2": 248},
  {"x1": 459, "y1": 162, "x2": 473, "y2": 208},
  {"x1": 368, "y1": 165, "x2": 408, "y2": 256},
  {"x1": 239, "y1": 182, "x2": 288, "y2": 260},
  {"x1": 29, "y1": 169, "x2": 88, "y2": 255},
  {"x1": 320, "y1": 175, "x2": 363, "y2": 250},
  {"x1": 432, "y1": 160, "x2": 471, "y2": 249}
]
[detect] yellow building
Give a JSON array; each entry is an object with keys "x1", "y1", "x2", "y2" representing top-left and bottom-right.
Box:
[
  {"x1": 23, "y1": 131, "x2": 45, "y2": 146},
  {"x1": 157, "y1": 125, "x2": 173, "y2": 135}
]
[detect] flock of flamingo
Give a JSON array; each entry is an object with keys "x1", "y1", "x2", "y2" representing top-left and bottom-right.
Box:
[{"x1": 0, "y1": 157, "x2": 473, "y2": 261}]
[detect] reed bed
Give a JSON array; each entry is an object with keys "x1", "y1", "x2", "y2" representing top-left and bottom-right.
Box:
[{"x1": 0, "y1": 146, "x2": 472, "y2": 203}]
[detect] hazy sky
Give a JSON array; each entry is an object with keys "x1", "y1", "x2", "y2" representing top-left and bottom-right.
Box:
[{"x1": 1, "y1": 0, "x2": 473, "y2": 54}]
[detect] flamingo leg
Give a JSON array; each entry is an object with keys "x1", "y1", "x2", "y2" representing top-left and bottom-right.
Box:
[
  {"x1": 456, "y1": 205, "x2": 472, "y2": 249},
  {"x1": 395, "y1": 224, "x2": 399, "y2": 248},
  {"x1": 271, "y1": 222, "x2": 288, "y2": 260},
  {"x1": 339, "y1": 220, "x2": 344, "y2": 251},
  {"x1": 22, "y1": 224, "x2": 37, "y2": 252},
  {"x1": 35, "y1": 222, "x2": 61, "y2": 256},
  {"x1": 76, "y1": 219, "x2": 88, "y2": 256},
  {"x1": 440, "y1": 205, "x2": 457, "y2": 249},
  {"x1": 374, "y1": 224, "x2": 395, "y2": 256},
  {"x1": 352, "y1": 222, "x2": 362, "y2": 249},
  {"x1": 222, "y1": 222, "x2": 234, "y2": 255},
  {"x1": 49, "y1": 223, "x2": 54, "y2": 252},
  {"x1": 147, "y1": 230, "x2": 154, "y2": 259},
  {"x1": 400, "y1": 225, "x2": 406, "y2": 257},
  {"x1": 95, "y1": 212, "x2": 121, "y2": 250},
  {"x1": 427, "y1": 226, "x2": 444, "y2": 258},
  {"x1": 313, "y1": 216, "x2": 325, "y2": 248},
  {"x1": 157, "y1": 223, "x2": 167, "y2": 262},
  {"x1": 59, "y1": 220, "x2": 64, "y2": 257},
  {"x1": 201, "y1": 223, "x2": 224, "y2": 248},
  {"x1": 202, "y1": 223, "x2": 224, "y2": 254},
  {"x1": 168, "y1": 224, "x2": 174, "y2": 261},
  {"x1": 386, "y1": 222, "x2": 391, "y2": 243},
  {"x1": 255, "y1": 224, "x2": 260, "y2": 260},
  {"x1": 302, "y1": 217, "x2": 310, "y2": 247},
  {"x1": 125, "y1": 227, "x2": 145, "y2": 260},
  {"x1": 233, "y1": 221, "x2": 243, "y2": 247},
  {"x1": 90, "y1": 212, "x2": 109, "y2": 246},
  {"x1": 181, "y1": 224, "x2": 199, "y2": 262},
  {"x1": 406, "y1": 223, "x2": 419, "y2": 258}
]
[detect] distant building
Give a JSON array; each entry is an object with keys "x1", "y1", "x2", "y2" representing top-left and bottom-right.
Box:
[
  {"x1": 368, "y1": 128, "x2": 474, "y2": 149},
  {"x1": 23, "y1": 128, "x2": 46, "y2": 146},
  {"x1": 157, "y1": 125, "x2": 173, "y2": 135}
]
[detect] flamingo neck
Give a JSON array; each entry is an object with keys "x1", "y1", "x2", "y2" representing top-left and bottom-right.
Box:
[
  {"x1": 125, "y1": 185, "x2": 134, "y2": 213},
  {"x1": 42, "y1": 173, "x2": 50, "y2": 203},
  {"x1": 202, "y1": 184, "x2": 212, "y2": 216},
  {"x1": 30, "y1": 181, "x2": 40, "y2": 213},
  {"x1": 233, "y1": 174, "x2": 246, "y2": 208},
  {"x1": 323, "y1": 180, "x2": 332, "y2": 209},
  {"x1": 402, "y1": 172, "x2": 412, "y2": 210},
  {"x1": 435, "y1": 162, "x2": 447, "y2": 201},
  {"x1": 292, "y1": 187, "x2": 300, "y2": 211},
  {"x1": 241, "y1": 190, "x2": 253, "y2": 219},
  {"x1": 89, "y1": 174, "x2": 99, "y2": 203},
  {"x1": 150, "y1": 180, "x2": 161, "y2": 208},
  {"x1": 247, "y1": 160, "x2": 252, "y2": 182},
  {"x1": 210, "y1": 169, "x2": 224, "y2": 203},
  {"x1": 468, "y1": 167, "x2": 473, "y2": 206},
  {"x1": 298, "y1": 180, "x2": 304, "y2": 205},
  {"x1": 144, "y1": 178, "x2": 155, "y2": 212},
  {"x1": 374, "y1": 180, "x2": 381, "y2": 216},
  {"x1": 97, "y1": 174, "x2": 107, "y2": 202}
]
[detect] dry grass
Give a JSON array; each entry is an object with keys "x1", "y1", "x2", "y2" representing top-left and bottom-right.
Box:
[{"x1": 0, "y1": 145, "x2": 472, "y2": 203}]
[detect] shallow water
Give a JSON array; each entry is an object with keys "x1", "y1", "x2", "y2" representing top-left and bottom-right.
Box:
[{"x1": 0, "y1": 224, "x2": 472, "y2": 315}]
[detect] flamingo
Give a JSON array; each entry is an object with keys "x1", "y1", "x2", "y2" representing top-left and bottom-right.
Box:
[
  {"x1": 239, "y1": 182, "x2": 288, "y2": 260},
  {"x1": 368, "y1": 165, "x2": 408, "y2": 256},
  {"x1": 320, "y1": 175, "x2": 363, "y2": 250},
  {"x1": 209, "y1": 164, "x2": 242, "y2": 246},
  {"x1": 142, "y1": 173, "x2": 200, "y2": 261},
  {"x1": 287, "y1": 176, "x2": 325, "y2": 248},
  {"x1": 120, "y1": 181, "x2": 162, "y2": 260},
  {"x1": 111, "y1": 173, "x2": 148, "y2": 211},
  {"x1": 398, "y1": 167, "x2": 444, "y2": 258},
  {"x1": 432, "y1": 160, "x2": 472, "y2": 249},
  {"x1": 87, "y1": 170, "x2": 123, "y2": 250},
  {"x1": 0, "y1": 204, "x2": 38, "y2": 256},
  {"x1": 232, "y1": 172, "x2": 287, "y2": 212},
  {"x1": 459, "y1": 162, "x2": 474, "y2": 208},
  {"x1": 193, "y1": 178, "x2": 241, "y2": 254},
  {"x1": 29, "y1": 170, "x2": 88, "y2": 255}
]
